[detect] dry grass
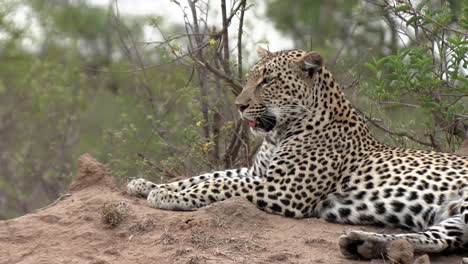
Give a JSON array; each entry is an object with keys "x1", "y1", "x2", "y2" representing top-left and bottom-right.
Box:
[
  {"x1": 304, "y1": 238, "x2": 329, "y2": 247},
  {"x1": 268, "y1": 253, "x2": 290, "y2": 262},
  {"x1": 190, "y1": 230, "x2": 214, "y2": 248},
  {"x1": 186, "y1": 256, "x2": 207, "y2": 264},
  {"x1": 212, "y1": 216, "x2": 229, "y2": 230},
  {"x1": 221, "y1": 233, "x2": 265, "y2": 253},
  {"x1": 156, "y1": 227, "x2": 177, "y2": 245},
  {"x1": 129, "y1": 218, "x2": 155, "y2": 235},
  {"x1": 157, "y1": 233, "x2": 177, "y2": 245},
  {"x1": 174, "y1": 248, "x2": 192, "y2": 256},
  {"x1": 100, "y1": 201, "x2": 129, "y2": 229}
]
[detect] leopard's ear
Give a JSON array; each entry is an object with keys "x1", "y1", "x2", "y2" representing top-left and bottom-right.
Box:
[
  {"x1": 297, "y1": 51, "x2": 323, "y2": 77},
  {"x1": 256, "y1": 46, "x2": 271, "y2": 58}
]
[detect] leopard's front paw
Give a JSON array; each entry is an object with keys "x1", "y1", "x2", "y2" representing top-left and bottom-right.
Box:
[
  {"x1": 339, "y1": 231, "x2": 388, "y2": 260},
  {"x1": 147, "y1": 189, "x2": 196, "y2": 211},
  {"x1": 127, "y1": 178, "x2": 160, "y2": 198}
]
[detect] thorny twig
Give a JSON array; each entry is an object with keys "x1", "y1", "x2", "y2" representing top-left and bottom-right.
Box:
[
  {"x1": 355, "y1": 107, "x2": 433, "y2": 147},
  {"x1": 32, "y1": 193, "x2": 71, "y2": 213},
  {"x1": 110, "y1": 1, "x2": 184, "y2": 155}
]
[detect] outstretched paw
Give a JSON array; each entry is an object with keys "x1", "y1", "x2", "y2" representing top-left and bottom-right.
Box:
[
  {"x1": 147, "y1": 188, "x2": 195, "y2": 211},
  {"x1": 127, "y1": 178, "x2": 160, "y2": 198},
  {"x1": 339, "y1": 231, "x2": 388, "y2": 260}
]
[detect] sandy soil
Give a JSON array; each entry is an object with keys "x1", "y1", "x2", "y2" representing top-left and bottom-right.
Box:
[{"x1": 1, "y1": 154, "x2": 466, "y2": 264}]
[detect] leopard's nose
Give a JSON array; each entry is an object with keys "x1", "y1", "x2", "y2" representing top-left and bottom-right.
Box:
[{"x1": 236, "y1": 103, "x2": 249, "y2": 112}]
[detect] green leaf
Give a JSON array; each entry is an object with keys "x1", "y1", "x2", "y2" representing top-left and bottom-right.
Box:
[
  {"x1": 395, "y1": 4, "x2": 411, "y2": 12},
  {"x1": 377, "y1": 71, "x2": 382, "y2": 80},
  {"x1": 422, "y1": 102, "x2": 439, "y2": 108},
  {"x1": 375, "y1": 57, "x2": 388, "y2": 67},
  {"x1": 446, "y1": 38, "x2": 458, "y2": 45},
  {"x1": 406, "y1": 16, "x2": 422, "y2": 26},
  {"x1": 364, "y1": 62, "x2": 378, "y2": 73}
]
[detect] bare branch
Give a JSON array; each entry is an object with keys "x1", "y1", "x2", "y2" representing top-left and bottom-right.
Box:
[
  {"x1": 379, "y1": 101, "x2": 420, "y2": 108},
  {"x1": 407, "y1": 3, "x2": 468, "y2": 37},
  {"x1": 220, "y1": 0, "x2": 232, "y2": 75},
  {"x1": 237, "y1": 0, "x2": 247, "y2": 79},
  {"x1": 111, "y1": 1, "x2": 183, "y2": 154},
  {"x1": 190, "y1": 55, "x2": 243, "y2": 95},
  {"x1": 354, "y1": 107, "x2": 433, "y2": 147},
  {"x1": 137, "y1": 153, "x2": 177, "y2": 178}
]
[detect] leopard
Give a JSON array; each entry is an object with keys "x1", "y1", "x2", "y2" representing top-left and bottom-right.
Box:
[{"x1": 127, "y1": 47, "x2": 468, "y2": 261}]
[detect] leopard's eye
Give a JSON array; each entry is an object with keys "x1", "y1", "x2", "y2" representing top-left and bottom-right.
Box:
[{"x1": 261, "y1": 77, "x2": 275, "y2": 86}]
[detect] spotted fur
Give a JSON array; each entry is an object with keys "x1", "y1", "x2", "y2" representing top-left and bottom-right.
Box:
[{"x1": 127, "y1": 48, "x2": 468, "y2": 260}]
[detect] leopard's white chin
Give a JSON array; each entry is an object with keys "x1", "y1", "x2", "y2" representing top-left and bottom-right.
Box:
[{"x1": 250, "y1": 127, "x2": 268, "y2": 137}]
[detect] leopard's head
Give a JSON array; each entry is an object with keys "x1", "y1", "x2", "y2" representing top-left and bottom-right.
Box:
[{"x1": 236, "y1": 47, "x2": 324, "y2": 135}]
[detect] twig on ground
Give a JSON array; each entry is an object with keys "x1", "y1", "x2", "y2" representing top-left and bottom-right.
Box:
[{"x1": 32, "y1": 193, "x2": 71, "y2": 213}]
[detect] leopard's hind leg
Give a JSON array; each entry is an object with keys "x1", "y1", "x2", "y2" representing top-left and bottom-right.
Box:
[{"x1": 339, "y1": 214, "x2": 468, "y2": 260}]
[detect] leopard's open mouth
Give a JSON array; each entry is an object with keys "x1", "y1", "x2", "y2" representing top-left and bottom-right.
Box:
[{"x1": 245, "y1": 115, "x2": 277, "y2": 132}]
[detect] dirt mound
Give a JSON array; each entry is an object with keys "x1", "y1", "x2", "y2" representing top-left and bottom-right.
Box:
[
  {"x1": 69, "y1": 154, "x2": 117, "y2": 192},
  {"x1": 199, "y1": 197, "x2": 268, "y2": 229},
  {"x1": 1, "y1": 155, "x2": 466, "y2": 264}
]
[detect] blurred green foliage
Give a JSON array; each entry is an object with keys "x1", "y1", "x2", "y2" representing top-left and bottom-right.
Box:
[
  {"x1": 266, "y1": 0, "x2": 359, "y2": 52},
  {"x1": 0, "y1": 0, "x2": 198, "y2": 218},
  {"x1": 359, "y1": 0, "x2": 468, "y2": 150},
  {"x1": 0, "y1": 0, "x2": 241, "y2": 219}
]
